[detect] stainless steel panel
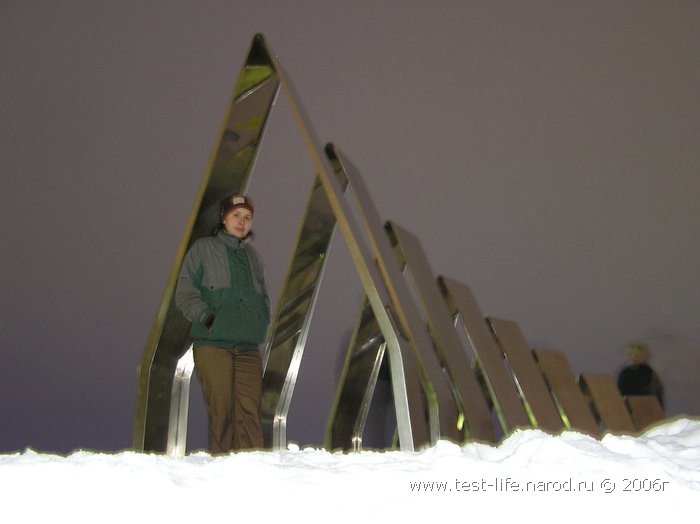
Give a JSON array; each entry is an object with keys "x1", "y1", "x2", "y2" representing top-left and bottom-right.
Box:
[
  {"x1": 533, "y1": 349, "x2": 600, "y2": 436},
  {"x1": 578, "y1": 373, "x2": 636, "y2": 434},
  {"x1": 625, "y1": 395, "x2": 665, "y2": 431},
  {"x1": 135, "y1": 33, "x2": 458, "y2": 454},
  {"x1": 261, "y1": 174, "x2": 346, "y2": 450},
  {"x1": 327, "y1": 148, "x2": 463, "y2": 446},
  {"x1": 325, "y1": 297, "x2": 387, "y2": 451},
  {"x1": 487, "y1": 318, "x2": 564, "y2": 433},
  {"x1": 386, "y1": 223, "x2": 496, "y2": 442},
  {"x1": 438, "y1": 278, "x2": 530, "y2": 434},
  {"x1": 166, "y1": 346, "x2": 195, "y2": 457},
  {"x1": 266, "y1": 30, "x2": 469, "y2": 448},
  {"x1": 307, "y1": 147, "x2": 429, "y2": 451},
  {"x1": 133, "y1": 34, "x2": 280, "y2": 452},
  {"x1": 245, "y1": 43, "x2": 428, "y2": 448},
  {"x1": 266, "y1": 31, "x2": 454, "y2": 450}
]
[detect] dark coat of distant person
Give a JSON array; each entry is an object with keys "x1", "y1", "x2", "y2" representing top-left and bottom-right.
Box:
[{"x1": 617, "y1": 342, "x2": 664, "y2": 408}]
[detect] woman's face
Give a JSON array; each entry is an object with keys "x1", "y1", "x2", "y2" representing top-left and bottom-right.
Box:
[{"x1": 222, "y1": 207, "x2": 253, "y2": 239}]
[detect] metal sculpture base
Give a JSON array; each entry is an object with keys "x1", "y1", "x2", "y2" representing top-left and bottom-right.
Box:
[{"x1": 133, "y1": 34, "x2": 658, "y2": 456}]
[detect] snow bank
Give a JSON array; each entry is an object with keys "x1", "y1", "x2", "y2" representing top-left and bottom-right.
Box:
[{"x1": 2, "y1": 418, "x2": 698, "y2": 522}]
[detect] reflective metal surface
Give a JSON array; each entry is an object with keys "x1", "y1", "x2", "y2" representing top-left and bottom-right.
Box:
[
  {"x1": 166, "y1": 346, "x2": 194, "y2": 457},
  {"x1": 271, "y1": 59, "x2": 434, "y2": 454},
  {"x1": 130, "y1": 31, "x2": 654, "y2": 456},
  {"x1": 303, "y1": 146, "x2": 430, "y2": 451},
  {"x1": 134, "y1": 33, "x2": 447, "y2": 454},
  {"x1": 438, "y1": 278, "x2": 530, "y2": 434},
  {"x1": 260, "y1": 174, "x2": 347, "y2": 450},
  {"x1": 625, "y1": 395, "x2": 665, "y2": 431},
  {"x1": 532, "y1": 349, "x2": 600, "y2": 436},
  {"x1": 325, "y1": 297, "x2": 388, "y2": 450},
  {"x1": 133, "y1": 35, "x2": 280, "y2": 452},
  {"x1": 578, "y1": 373, "x2": 636, "y2": 434},
  {"x1": 265, "y1": 42, "x2": 432, "y2": 448},
  {"x1": 324, "y1": 148, "x2": 464, "y2": 449},
  {"x1": 386, "y1": 223, "x2": 495, "y2": 442},
  {"x1": 487, "y1": 318, "x2": 564, "y2": 433}
]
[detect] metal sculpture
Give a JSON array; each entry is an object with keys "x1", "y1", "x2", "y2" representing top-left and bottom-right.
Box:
[
  {"x1": 133, "y1": 35, "x2": 280, "y2": 454},
  {"x1": 324, "y1": 147, "x2": 463, "y2": 451},
  {"x1": 134, "y1": 34, "x2": 651, "y2": 456},
  {"x1": 134, "y1": 34, "x2": 452, "y2": 454}
]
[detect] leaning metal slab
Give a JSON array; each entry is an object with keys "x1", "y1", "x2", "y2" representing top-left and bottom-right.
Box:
[
  {"x1": 532, "y1": 349, "x2": 600, "y2": 436},
  {"x1": 325, "y1": 146, "x2": 464, "y2": 447},
  {"x1": 133, "y1": 35, "x2": 280, "y2": 453},
  {"x1": 386, "y1": 222, "x2": 495, "y2": 442},
  {"x1": 321, "y1": 145, "x2": 467, "y2": 449},
  {"x1": 260, "y1": 173, "x2": 347, "y2": 450},
  {"x1": 578, "y1": 373, "x2": 636, "y2": 434},
  {"x1": 438, "y1": 278, "x2": 530, "y2": 434},
  {"x1": 166, "y1": 345, "x2": 195, "y2": 457},
  {"x1": 271, "y1": 51, "x2": 441, "y2": 452},
  {"x1": 625, "y1": 395, "x2": 666, "y2": 431},
  {"x1": 487, "y1": 318, "x2": 564, "y2": 433},
  {"x1": 325, "y1": 297, "x2": 388, "y2": 450}
]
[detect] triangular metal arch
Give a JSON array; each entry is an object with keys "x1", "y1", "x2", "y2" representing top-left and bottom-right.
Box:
[
  {"x1": 132, "y1": 34, "x2": 464, "y2": 455},
  {"x1": 133, "y1": 35, "x2": 279, "y2": 454}
]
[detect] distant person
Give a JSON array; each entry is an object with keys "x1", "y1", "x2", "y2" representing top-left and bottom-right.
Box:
[
  {"x1": 175, "y1": 194, "x2": 270, "y2": 453},
  {"x1": 617, "y1": 341, "x2": 664, "y2": 408}
]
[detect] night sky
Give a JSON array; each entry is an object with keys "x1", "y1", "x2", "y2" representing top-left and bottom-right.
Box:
[{"x1": 2, "y1": 1, "x2": 699, "y2": 454}]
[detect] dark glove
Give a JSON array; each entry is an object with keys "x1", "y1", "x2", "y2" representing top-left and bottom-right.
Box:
[{"x1": 204, "y1": 313, "x2": 215, "y2": 329}]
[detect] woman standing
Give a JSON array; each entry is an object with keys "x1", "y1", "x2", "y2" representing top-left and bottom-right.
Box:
[{"x1": 175, "y1": 194, "x2": 270, "y2": 453}]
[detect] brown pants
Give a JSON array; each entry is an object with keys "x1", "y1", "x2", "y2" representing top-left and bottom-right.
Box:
[{"x1": 193, "y1": 346, "x2": 263, "y2": 453}]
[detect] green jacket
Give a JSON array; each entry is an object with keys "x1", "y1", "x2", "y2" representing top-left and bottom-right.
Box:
[{"x1": 175, "y1": 230, "x2": 270, "y2": 349}]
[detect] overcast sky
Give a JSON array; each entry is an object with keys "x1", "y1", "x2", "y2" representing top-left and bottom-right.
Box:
[{"x1": 2, "y1": 1, "x2": 699, "y2": 454}]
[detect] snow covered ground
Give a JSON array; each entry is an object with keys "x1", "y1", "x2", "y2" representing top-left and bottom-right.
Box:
[{"x1": 2, "y1": 417, "x2": 698, "y2": 522}]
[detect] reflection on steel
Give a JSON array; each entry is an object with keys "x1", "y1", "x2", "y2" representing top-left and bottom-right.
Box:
[
  {"x1": 578, "y1": 373, "x2": 635, "y2": 433},
  {"x1": 302, "y1": 145, "x2": 427, "y2": 451},
  {"x1": 266, "y1": 37, "x2": 452, "y2": 449},
  {"x1": 260, "y1": 174, "x2": 347, "y2": 450},
  {"x1": 325, "y1": 298, "x2": 387, "y2": 451},
  {"x1": 133, "y1": 35, "x2": 280, "y2": 452},
  {"x1": 438, "y1": 278, "x2": 530, "y2": 434},
  {"x1": 167, "y1": 346, "x2": 194, "y2": 457},
  {"x1": 625, "y1": 395, "x2": 665, "y2": 431},
  {"x1": 532, "y1": 349, "x2": 599, "y2": 436},
  {"x1": 135, "y1": 33, "x2": 442, "y2": 454},
  {"x1": 326, "y1": 146, "x2": 464, "y2": 450},
  {"x1": 386, "y1": 222, "x2": 495, "y2": 442},
  {"x1": 487, "y1": 318, "x2": 564, "y2": 433}
]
